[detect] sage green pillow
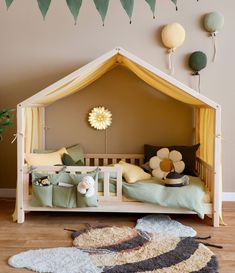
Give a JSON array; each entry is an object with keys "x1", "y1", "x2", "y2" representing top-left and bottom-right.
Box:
[
  {"x1": 67, "y1": 144, "x2": 85, "y2": 164},
  {"x1": 62, "y1": 153, "x2": 84, "y2": 166},
  {"x1": 34, "y1": 143, "x2": 85, "y2": 164}
]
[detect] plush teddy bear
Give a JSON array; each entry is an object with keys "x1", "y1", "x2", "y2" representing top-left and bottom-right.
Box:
[{"x1": 77, "y1": 175, "x2": 95, "y2": 198}]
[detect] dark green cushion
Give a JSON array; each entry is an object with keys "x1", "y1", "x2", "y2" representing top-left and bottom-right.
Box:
[
  {"x1": 62, "y1": 153, "x2": 84, "y2": 166},
  {"x1": 144, "y1": 144, "x2": 200, "y2": 176}
]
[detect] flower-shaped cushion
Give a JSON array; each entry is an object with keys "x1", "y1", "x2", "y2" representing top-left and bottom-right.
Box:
[{"x1": 149, "y1": 148, "x2": 185, "y2": 179}]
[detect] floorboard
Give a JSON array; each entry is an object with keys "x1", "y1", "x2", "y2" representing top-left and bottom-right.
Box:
[{"x1": 0, "y1": 199, "x2": 234, "y2": 273}]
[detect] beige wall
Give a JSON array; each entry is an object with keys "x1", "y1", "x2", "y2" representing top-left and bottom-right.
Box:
[
  {"x1": 46, "y1": 66, "x2": 194, "y2": 153},
  {"x1": 0, "y1": 0, "x2": 234, "y2": 191}
]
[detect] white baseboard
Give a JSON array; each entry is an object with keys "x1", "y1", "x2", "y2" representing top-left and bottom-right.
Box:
[
  {"x1": 222, "y1": 192, "x2": 235, "y2": 202},
  {"x1": 0, "y1": 188, "x2": 235, "y2": 201},
  {"x1": 0, "y1": 188, "x2": 16, "y2": 198}
]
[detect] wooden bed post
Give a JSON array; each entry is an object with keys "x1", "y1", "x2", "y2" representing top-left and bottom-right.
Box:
[
  {"x1": 213, "y1": 105, "x2": 222, "y2": 227},
  {"x1": 16, "y1": 104, "x2": 25, "y2": 223}
]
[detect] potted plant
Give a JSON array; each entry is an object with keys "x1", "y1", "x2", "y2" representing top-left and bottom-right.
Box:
[{"x1": 0, "y1": 108, "x2": 15, "y2": 140}]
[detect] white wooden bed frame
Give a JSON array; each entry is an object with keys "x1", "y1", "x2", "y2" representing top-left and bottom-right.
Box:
[{"x1": 17, "y1": 153, "x2": 217, "y2": 226}]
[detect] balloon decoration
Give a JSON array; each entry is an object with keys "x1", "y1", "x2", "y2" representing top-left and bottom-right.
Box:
[
  {"x1": 4, "y1": 0, "x2": 193, "y2": 24},
  {"x1": 161, "y1": 23, "x2": 186, "y2": 75},
  {"x1": 188, "y1": 51, "x2": 207, "y2": 92},
  {"x1": 203, "y1": 11, "x2": 224, "y2": 62}
]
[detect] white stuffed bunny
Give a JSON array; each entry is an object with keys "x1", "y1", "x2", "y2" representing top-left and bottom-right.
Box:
[{"x1": 77, "y1": 176, "x2": 95, "y2": 198}]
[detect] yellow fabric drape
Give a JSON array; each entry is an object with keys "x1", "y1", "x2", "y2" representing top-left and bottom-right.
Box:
[
  {"x1": 34, "y1": 54, "x2": 208, "y2": 107},
  {"x1": 37, "y1": 57, "x2": 118, "y2": 105},
  {"x1": 24, "y1": 107, "x2": 43, "y2": 153},
  {"x1": 196, "y1": 108, "x2": 215, "y2": 167},
  {"x1": 121, "y1": 58, "x2": 207, "y2": 107}
]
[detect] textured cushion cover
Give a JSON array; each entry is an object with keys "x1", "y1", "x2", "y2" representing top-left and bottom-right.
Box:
[
  {"x1": 25, "y1": 147, "x2": 67, "y2": 166},
  {"x1": 34, "y1": 144, "x2": 85, "y2": 164},
  {"x1": 66, "y1": 144, "x2": 85, "y2": 164},
  {"x1": 115, "y1": 161, "x2": 151, "y2": 183},
  {"x1": 144, "y1": 144, "x2": 200, "y2": 176},
  {"x1": 62, "y1": 153, "x2": 84, "y2": 166}
]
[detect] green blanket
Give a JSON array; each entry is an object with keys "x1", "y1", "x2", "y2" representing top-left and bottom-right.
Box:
[{"x1": 98, "y1": 176, "x2": 205, "y2": 218}]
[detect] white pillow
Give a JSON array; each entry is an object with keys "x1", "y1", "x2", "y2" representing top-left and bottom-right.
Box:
[
  {"x1": 115, "y1": 160, "x2": 151, "y2": 183},
  {"x1": 25, "y1": 147, "x2": 67, "y2": 166}
]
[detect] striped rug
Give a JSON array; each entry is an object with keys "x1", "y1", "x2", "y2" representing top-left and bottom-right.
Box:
[{"x1": 72, "y1": 226, "x2": 218, "y2": 273}]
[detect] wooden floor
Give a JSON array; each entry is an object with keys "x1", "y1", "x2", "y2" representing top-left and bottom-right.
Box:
[{"x1": 1, "y1": 199, "x2": 235, "y2": 273}]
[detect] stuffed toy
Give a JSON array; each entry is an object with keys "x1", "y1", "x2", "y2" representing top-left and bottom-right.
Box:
[
  {"x1": 149, "y1": 148, "x2": 185, "y2": 179},
  {"x1": 77, "y1": 175, "x2": 95, "y2": 198}
]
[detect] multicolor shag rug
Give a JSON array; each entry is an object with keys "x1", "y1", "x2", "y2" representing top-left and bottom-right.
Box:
[{"x1": 72, "y1": 226, "x2": 218, "y2": 273}]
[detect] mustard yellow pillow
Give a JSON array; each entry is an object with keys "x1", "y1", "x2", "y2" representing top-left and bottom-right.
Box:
[
  {"x1": 115, "y1": 161, "x2": 151, "y2": 183},
  {"x1": 25, "y1": 147, "x2": 67, "y2": 166}
]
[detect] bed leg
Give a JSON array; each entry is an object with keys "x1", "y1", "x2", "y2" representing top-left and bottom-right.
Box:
[
  {"x1": 17, "y1": 207, "x2": 25, "y2": 224},
  {"x1": 213, "y1": 211, "x2": 219, "y2": 227}
]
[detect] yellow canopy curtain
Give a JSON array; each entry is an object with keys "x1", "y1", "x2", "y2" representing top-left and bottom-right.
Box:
[
  {"x1": 24, "y1": 53, "x2": 216, "y2": 167},
  {"x1": 196, "y1": 108, "x2": 215, "y2": 167},
  {"x1": 24, "y1": 107, "x2": 44, "y2": 153}
]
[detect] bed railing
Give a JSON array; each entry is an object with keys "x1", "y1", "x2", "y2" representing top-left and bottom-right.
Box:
[
  {"x1": 84, "y1": 153, "x2": 144, "y2": 166},
  {"x1": 195, "y1": 157, "x2": 214, "y2": 192},
  {"x1": 23, "y1": 165, "x2": 123, "y2": 202}
]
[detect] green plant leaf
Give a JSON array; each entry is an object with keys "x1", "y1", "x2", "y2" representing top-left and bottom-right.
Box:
[
  {"x1": 120, "y1": 0, "x2": 134, "y2": 23},
  {"x1": 5, "y1": 0, "x2": 14, "y2": 9},
  {"x1": 93, "y1": 0, "x2": 110, "y2": 26},
  {"x1": 171, "y1": 0, "x2": 178, "y2": 10},
  {"x1": 145, "y1": 0, "x2": 156, "y2": 19},
  {"x1": 37, "y1": 0, "x2": 52, "y2": 20},
  {"x1": 66, "y1": 0, "x2": 83, "y2": 24}
]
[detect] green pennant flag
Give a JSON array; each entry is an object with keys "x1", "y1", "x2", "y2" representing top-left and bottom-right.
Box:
[
  {"x1": 66, "y1": 0, "x2": 83, "y2": 24},
  {"x1": 5, "y1": 0, "x2": 14, "y2": 9},
  {"x1": 171, "y1": 0, "x2": 178, "y2": 11},
  {"x1": 145, "y1": 0, "x2": 156, "y2": 19},
  {"x1": 120, "y1": 0, "x2": 134, "y2": 24},
  {"x1": 37, "y1": 0, "x2": 52, "y2": 20},
  {"x1": 93, "y1": 0, "x2": 110, "y2": 26}
]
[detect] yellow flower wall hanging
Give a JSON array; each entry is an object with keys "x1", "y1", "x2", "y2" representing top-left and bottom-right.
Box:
[{"x1": 88, "y1": 107, "x2": 112, "y2": 130}]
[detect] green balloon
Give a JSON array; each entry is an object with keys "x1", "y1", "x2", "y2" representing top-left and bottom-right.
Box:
[
  {"x1": 204, "y1": 11, "x2": 224, "y2": 33},
  {"x1": 188, "y1": 51, "x2": 207, "y2": 74}
]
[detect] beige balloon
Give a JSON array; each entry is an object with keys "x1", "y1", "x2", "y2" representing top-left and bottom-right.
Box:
[{"x1": 161, "y1": 23, "x2": 186, "y2": 49}]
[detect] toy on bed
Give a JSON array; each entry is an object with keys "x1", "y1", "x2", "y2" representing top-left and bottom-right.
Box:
[
  {"x1": 77, "y1": 175, "x2": 95, "y2": 197},
  {"x1": 149, "y1": 147, "x2": 189, "y2": 187}
]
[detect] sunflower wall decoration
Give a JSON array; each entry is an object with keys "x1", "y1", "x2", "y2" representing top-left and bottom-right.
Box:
[{"x1": 88, "y1": 106, "x2": 112, "y2": 130}]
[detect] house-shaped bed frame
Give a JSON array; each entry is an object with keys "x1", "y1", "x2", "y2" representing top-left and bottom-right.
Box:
[{"x1": 15, "y1": 47, "x2": 222, "y2": 226}]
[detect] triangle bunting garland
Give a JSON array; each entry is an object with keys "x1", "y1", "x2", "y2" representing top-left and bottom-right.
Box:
[
  {"x1": 37, "y1": 0, "x2": 52, "y2": 19},
  {"x1": 4, "y1": 0, "x2": 195, "y2": 23},
  {"x1": 145, "y1": 0, "x2": 156, "y2": 19},
  {"x1": 120, "y1": 0, "x2": 134, "y2": 24},
  {"x1": 93, "y1": 0, "x2": 110, "y2": 26},
  {"x1": 66, "y1": 0, "x2": 82, "y2": 24},
  {"x1": 5, "y1": 0, "x2": 14, "y2": 9}
]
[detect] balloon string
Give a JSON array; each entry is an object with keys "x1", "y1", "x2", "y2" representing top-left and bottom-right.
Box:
[
  {"x1": 211, "y1": 32, "x2": 217, "y2": 62},
  {"x1": 198, "y1": 73, "x2": 201, "y2": 93},
  {"x1": 168, "y1": 48, "x2": 175, "y2": 75}
]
